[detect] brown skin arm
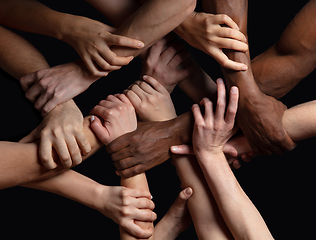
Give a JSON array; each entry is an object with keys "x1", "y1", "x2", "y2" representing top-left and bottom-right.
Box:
[
  {"x1": 252, "y1": 0, "x2": 316, "y2": 98},
  {"x1": 201, "y1": 0, "x2": 295, "y2": 155}
]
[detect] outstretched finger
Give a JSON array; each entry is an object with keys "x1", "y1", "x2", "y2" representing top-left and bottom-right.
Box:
[{"x1": 225, "y1": 86, "x2": 239, "y2": 125}]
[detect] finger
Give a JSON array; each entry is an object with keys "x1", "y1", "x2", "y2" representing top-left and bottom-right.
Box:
[
  {"x1": 132, "y1": 197, "x2": 155, "y2": 210},
  {"x1": 34, "y1": 90, "x2": 54, "y2": 113},
  {"x1": 201, "y1": 98, "x2": 214, "y2": 123},
  {"x1": 215, "y1": 78, "x2": 226, "y2": 122},
  {"x1": 65, "y1": 135, "x2": 83, "y2": 166},
  {"x1": 214, "y1": 14, "x2": 239, "y2": 30},
  {"x1": 115, "y1": 163, "x2": 144, "y2": 178},
  {"x1": 55, "y1": 139, "x2": 72, "y2": 168},
  {"x1": 124, "y1": 89, "x2": 141, "y2": 107},
  {"x1": 107, "y1": 33, "x2": 144, "y2": 49},
  {"x1": 225, "y1": 86, "x2": 239, "y2": 125},
  {"x1": 98, "y1": 47, "x2": 134, "y2": 67},
  {"x1": 75, "y1": 130, "x2": 91, "y2": 156},
  {"x1": 142, "y1": 75, "x2": 166, "y2": 94},
  {"x1": 124, "y1": 221, "x2": 154, "y2": 239},
  {"x1": 92, "y1": 53, "x2": 122, "y2": 72},
  {"x1": 25, "y1": 83, "x2": 42, "y2": 103},
  {"x1": 129, "y1": 188, "x2": 153, "y2": 200},
  {"x1": 90, "y1": 115, "x2": 110, "y2": 145},
  {"x1": 179, "y1": 187, "x2": 193, "y2": 200},
  {"x1": 39, "y1": 137, "x2": 58, "y2": 170},
  {"x1": 113, "y1": 93, "x2": 132, "y2": 105},
  {"x1": 106, "y1": 132, "x2": 131, "y2": 154},
  {"x1": 223, "y1": 143, "x2": 238, "y2": 157},
  {"x1": 218, "y1": 27, "x2": 247, "y2": 43},
  {"x1": 42, "y1": 96, "x2": 63, "y2": 117},
  {"x1": 148, "y1": 38, "x2": 169, "y2": 59},
  {"x1": 170, "y1": 144, "x2": 194, "y2": 155},
  {"x1": 83, "y1": 57, "x2": 109, "y2": 77},
  {"x1": 160, "y1": 41, "x2": 185, "y2": 66},
  {"x1": 213, "y1": 48, "x2": 248, "y2": 71},
  {"x1": 192, "y1": 103, "x2": 204, "y2": 124},
  {"x1": 90, "y1": 105, "x2": 108, "y2": 119},
  {"x1": 217, "y1": 37, "x2": 248, "y2": 52},
  {"x1": 130, "y1": 83, "x2": 148, "y2": 101},
  {"x1": 20, "y1": 71, "x2": 39, "y2": 92}
]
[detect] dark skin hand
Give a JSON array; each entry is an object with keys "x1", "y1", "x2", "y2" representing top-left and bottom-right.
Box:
[
  {"x1": 201, "y1": 0, "x2": 296, "y2": 155},
  {"x1": 107, "y1": 112, "x2": 194, "y2": 178}
]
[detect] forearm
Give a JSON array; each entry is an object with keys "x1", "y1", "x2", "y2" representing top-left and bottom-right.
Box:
[
  {"x1": 0, "y1": 25, "x2": 49, "y2": 79},
  {"x1": 85, "y1": 0, "x2": 141, "y2": 27},
  {"x1": 21, "y1": 169, "x2": 104, "y2": 211},
  {"x1": 282, "y1": 100, "x2": 316, "y2": 142},
  {"x1": 178, "y1": 60, "x2": 217, "y2": 103},
  {"x1": 198, "y1": 153, "x2": 273, "y2": 240},
  {"x1": 112, "y1": 0, "x2": 196, "y2": 57},
  {"x1": 172, "y1": 155, "x2": 233, "y2": 239},
  {"x1": 0, "y1": 0, "x2": 66, "y2": 40},
  {"x1": 120, "y1": 174, "x2": 153, "y2": 240},
  {"x1": 0, "y1": 116, "x2": 102, "y2": 189}
]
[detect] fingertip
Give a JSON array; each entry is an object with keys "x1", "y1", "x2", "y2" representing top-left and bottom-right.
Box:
[{"x1": 184, "y1": 187, "x2": 193, "y2": 198}]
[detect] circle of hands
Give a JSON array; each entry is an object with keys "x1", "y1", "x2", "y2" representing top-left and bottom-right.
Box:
[
  {"x1": 18, "y1": 36, "x2": 254, "y2": 239},
  {"x1": 15, "y1": 8, "x2": 294, "y2": 239}
]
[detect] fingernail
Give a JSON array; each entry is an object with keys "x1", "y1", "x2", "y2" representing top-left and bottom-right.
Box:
[
  {"x1": 231, "y1": 86, "x2": 238, "y2": 93},
  {"x1": 170, "y1": 146, "x2": 178, "y2": 151},
  {"x1": 90, "y1": 115, "x2": 95, "y2": 122},
  {"x1": 138, "y1": 42, "x2": 144, "y2": 48},
  {"x1": 241, "y1": 65, "x2": 248, "y2": 71},
  {"x1": 151, "y1": 195, "x2": 153, "y2": 200},
  {"x1": 143, "y1": 75, "x2": 148, "y2": 80},
  {"x1": 217, "y1": 78, "x2": 223, "y2": 84},
  {"x1": 185, "y1": 188, "x2": 192, "y2": 196}
]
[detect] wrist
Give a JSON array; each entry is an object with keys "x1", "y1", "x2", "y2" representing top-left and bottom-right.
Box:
[{"x1": 169, "y1": 111, "x2": 194, "y2": 145}]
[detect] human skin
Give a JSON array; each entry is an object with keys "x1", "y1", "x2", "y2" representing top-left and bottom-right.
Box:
[{"x1": 200, "y1": 0, "x2": 295, "y2": 155}]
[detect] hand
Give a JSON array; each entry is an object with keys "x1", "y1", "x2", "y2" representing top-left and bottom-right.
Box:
[
  {"x1": 125, "y1": 75, "x2": 177, "y2": 122},
  {"x1": 192, "y1": 79, "x2": 239, "y2": 159},
  {"x1": 237, "y1": 91, "x2": 296, "y2": 155},
  {"x1": 177, "y1": 12, "x2": 248, "y2": 70},
  {"x1": 95, "y1": 185, "x2": 156, "y2": 238},
  {"x1": 19, "y1": 100, "x2": 91, "y2": 169},
  {"x1": 90, "y1": 94, "x2": 137, "y2": 145},
  {"x1": 140, "y1": 37, "x2": 194, "y2": 93},
  {"x1": 60, "y1": 15, "x2": 144, "y2": 76},
  {"x1": 106, "y1": 120, "x2": 176, "y2": 178},
  {"x1": 20, "y1": 60, "x2": 99, "y2": 116},
  {"x1": 154, "y1": 187, "x2": 193, "y2": 240}
]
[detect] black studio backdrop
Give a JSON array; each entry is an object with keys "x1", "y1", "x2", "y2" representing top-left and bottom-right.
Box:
[{"x1": 0, "y1": 0, "x2": 315, "y2": 239}]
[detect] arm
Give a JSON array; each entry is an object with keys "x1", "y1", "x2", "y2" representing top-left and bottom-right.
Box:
[
  {"x1": 252, "y1": 0, "x2": 316, "y2": 98},
  {"x1": 191, "y1": 82, "x2": 274, "y2": 240},
  {"x1": 201, "y1": 0, "x2": 295, "y2": 155},
  {"x1": 90, "y1": 94, "x2": 156, "y2": 239},
  {"x1": 0, "y1": 25, "x2": 49, "y2": 80},
  {"x1": 0, "y1": 114, "x2": 102, "y2": 190}
]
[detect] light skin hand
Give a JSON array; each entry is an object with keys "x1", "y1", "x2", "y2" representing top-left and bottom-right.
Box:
[
  {"x1": 60, "y1": 14, "x2": 144, "y2": 76},
  {"x1": 20, "y1": 60, "x2": 99, "y2": 116},
  {"x1": 19, "y1": 100, "x2": 91, "y2": 169},
  {"x1": 125, "y1": 75, "x2": 177, "y2": 122},
  {"x1": 175, "y1": 12, "x2": 248, "y2": 71},
  {"x1": 140, "y1": 37, "x2": 194, "y2": 93},
  {"x1": 192, "y1": 79, "x2": 239, "y2": 159},
  {"x1": 89, "y1": 94, "x2": 137, "y2": 145},
  {"x1": 96, "y1": 185, "x2": 157, "y2": 238}
]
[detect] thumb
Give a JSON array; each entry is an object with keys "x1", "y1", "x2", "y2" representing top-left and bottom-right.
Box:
[
  {"x1": 90, "y1": 115, "x2": 110, "y2": 145},
  {"x1": 170, "y1": 144, "x2": 194, "y2": 155}
]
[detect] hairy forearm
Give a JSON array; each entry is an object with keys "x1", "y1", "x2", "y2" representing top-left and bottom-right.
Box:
[
  {"x1": 0, "y1": 116, "x2": 102, "y2": 189},
  {"x1": 112, "y1": 0, "x2": 196, "y2": 57},
  {"x1": 0, "y1": 25, "x2": 49, "y2": 79},
  {"x1": 198, "y1": 153, "x2": 273, "y2": 240}
]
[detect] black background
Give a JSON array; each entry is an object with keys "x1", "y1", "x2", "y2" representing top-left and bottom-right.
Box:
[{"x1": 0, "y1": 0, "x2": 315, "y2": 239}]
